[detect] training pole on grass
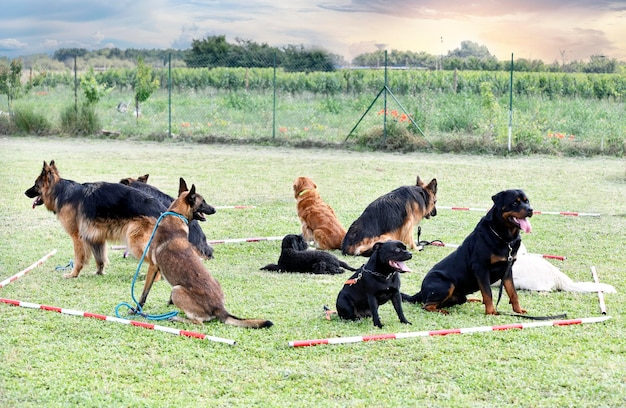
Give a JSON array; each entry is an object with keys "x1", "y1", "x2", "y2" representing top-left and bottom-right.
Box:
[
  {"x1": 288, "y1": 316, "x2": 612, "y2": 347},
  {"x1": 0, "y1": 250, "x2": 57, "y2": 289},
  {"x1": 0, "y1": 297, "x2": 236, "y2": 345},
  {"x1": 208, "y1": 235, "x2": 284, "y2": 245},
  {"x1": 590, "y1": 266, "x2": 607, "y2": 315},
  {"x1": 427, "y1": 241, "x2": 566, "y2": 261},
  {"x1": 438, "y1": 206, "x2": 600, "y2": 217}
]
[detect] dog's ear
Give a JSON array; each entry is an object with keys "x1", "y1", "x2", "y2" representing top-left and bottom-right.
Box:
[
  {"x1": 426, "y1": 178, "x2": 437, "y2": 194},
  {"x1": 372, "y1": 242, "x2": 383, "y2": 252},
  {"x1": 185, "y1": 184, "x2": 197, "y2": 205},
  {"x1": 415, "y1": 175, "x2": 423, "y2": 187},
  {"x1": 178, "y1": 178, "x2": 188, "y2": 195},
  {"x1": 138, "y1": 174, "x2": 149, "y2": 183}
]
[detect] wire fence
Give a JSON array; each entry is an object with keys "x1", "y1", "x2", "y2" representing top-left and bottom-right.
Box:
[{"x1": 4, "y1": 50, "x2": 626, "y2": 153}]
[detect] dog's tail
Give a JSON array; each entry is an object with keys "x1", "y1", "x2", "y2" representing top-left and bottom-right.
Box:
[
  {"x1": 401, "y1": 291, "x2": 423, "y2": 303},
  {"x1": 339, "y1": 261, "x2": 358, "y2": 272},
  {"x1": 222, "y1": 313, "x2": 273, "y2": 329}
]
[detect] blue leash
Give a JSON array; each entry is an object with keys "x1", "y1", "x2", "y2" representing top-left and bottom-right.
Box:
[{"x1": 115, "y1": 211, "x2": 188, "y2": 321}]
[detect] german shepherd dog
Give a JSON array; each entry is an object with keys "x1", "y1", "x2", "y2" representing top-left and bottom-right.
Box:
[
  {"x1": 336, "y1": 240, "x2": 413, "y2": 328},
  {"x1": 293, "y1": 176, "x2": 346, "y2": 250},
  {"x1": 120, "y1": 174, "x2": 214, "y2": 259},
  {"x1": 25, "y1": 160, "x2": 168, "y2": 278},
  {"x1": 402, "y1": 189, "x2": 533, "y2": 315},
  {"x1": 341, "y1": 176, "x2": 438, "y2": 256},
  {"x1": 261, "y1": 234, "x2": 357, "y2": 275},
  {"x1": 138, "y1": 178, "x2": 272, "y2": 328}
]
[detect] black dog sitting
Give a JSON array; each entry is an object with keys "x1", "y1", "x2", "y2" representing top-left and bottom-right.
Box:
[
  {"x1": 336, "y1": 240, "x2": 413, "y2": 328},
  {"x1": 261, "y1": 234, "x2": 357, "y2": 275},
  {"x1": 402, "y1": 189, "x2": 533, "y2": 315}
]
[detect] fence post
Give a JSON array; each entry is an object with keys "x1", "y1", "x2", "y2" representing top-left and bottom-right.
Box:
[
  {"x1": 508, "y1": 53, "x2": 513, "y2": 152},
  {"x1": 168, "y1": 53, "x2": 172, "y2": 137},
  {"x1": 272, "y1": 51, "x2": 277, "y2": 139},
  {"x1": 74, "y1": 55, "x2": 78, "y2": 115}
]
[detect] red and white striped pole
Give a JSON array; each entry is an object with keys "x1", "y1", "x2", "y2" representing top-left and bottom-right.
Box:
[
  {"x1": 438, "y1": 206, "x2": 600, "y2": 217},
  {"x1": 0, "y1": 297, "x2": 236, "y2": 345},
  {"x1": 0, "y1": 250, "x2": 57, "y2": 289},
  {"x1": 208, "y1": 236, "x2": 284, "y2": 245},
  {"x1": 288, "y1": 316, "x2": 611, "y2": 347},
  {"x1": 428, "y1": 241, "x2": 566, "y2": 261}
]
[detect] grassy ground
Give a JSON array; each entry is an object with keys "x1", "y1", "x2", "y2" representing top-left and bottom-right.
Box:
[{"x1": 0, "y1": 136, "x2": 625, "y2": 407}]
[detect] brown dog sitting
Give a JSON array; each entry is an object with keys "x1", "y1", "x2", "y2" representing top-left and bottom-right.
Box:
[
  {"x1": 293, "y1": 176, "x2": 346, "y2": 250},
  {"x1": 138, "y1": 178, "x2": 272, "y2": 328}
]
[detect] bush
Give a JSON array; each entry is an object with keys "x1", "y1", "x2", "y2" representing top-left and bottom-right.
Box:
[
  {"x1": 12, "y1": 106, "x2": 52, "y2": 135},
  {"x1": 60, "y1": 103, "x2": 101, "y2": 135}
]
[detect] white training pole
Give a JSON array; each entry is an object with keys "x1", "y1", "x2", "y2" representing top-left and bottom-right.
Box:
[
  {"x1": 590, "y1": 266, "x2": 607, "y2": 315},
  {"x1": 0, "y1": 297, "x2": 236, "y2": 345},
  {"x1": 0, "y1": 250, "x2": 57, "y2": 289},
  {"x1": 437, "y1": 206, "x2": 600, "y2": 217},
  {"x1": 288, "y1": 316, "x2": 612, "y2": 347}
]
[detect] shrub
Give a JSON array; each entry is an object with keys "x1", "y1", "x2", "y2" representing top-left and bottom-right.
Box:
[
  {"x1": 60, "y1": 103, "x2": 101, "y2": 135},
  {"x1": 12, "y1": 106, "x2": 52, "y2": 134}
]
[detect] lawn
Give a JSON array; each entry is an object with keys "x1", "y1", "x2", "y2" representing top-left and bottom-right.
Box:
[{"x1": 0, "y1": 136, "x2": 624, "y2": 407}]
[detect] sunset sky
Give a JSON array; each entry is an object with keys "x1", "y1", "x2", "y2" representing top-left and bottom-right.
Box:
[{"x1": 1, "y1": 0, "x2": 625, "y2": 63}]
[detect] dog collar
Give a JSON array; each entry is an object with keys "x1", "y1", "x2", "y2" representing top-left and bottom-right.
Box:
[
  {"x1": 364, "y1": 267, "x2": 397, "y2": 280},
  {"x1": 298, "y1": 189, "x2": 310, "y2": 197}
]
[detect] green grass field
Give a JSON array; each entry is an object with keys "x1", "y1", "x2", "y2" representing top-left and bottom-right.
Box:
[{"x1": 0, "y1": 137, "x2": 625, "y2": 407}]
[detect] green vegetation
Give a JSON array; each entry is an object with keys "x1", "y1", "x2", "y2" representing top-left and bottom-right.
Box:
[{"x1": 1, "y1": 138, "x2": 624, "y2": 407}]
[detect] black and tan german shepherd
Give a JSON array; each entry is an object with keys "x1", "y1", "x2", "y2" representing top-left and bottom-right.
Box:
[
  {"x1": 138, "y1": 178, "x2": 272, "y2": 328},
  {"x1": 341, "y1": 176, "x2": 438, "y2": 256},
  {"x1": 120, "y1": 174, "x2": 213, "y2": 260},
  {"x1": 24, "y1": 160, "x2": 215, "y2": 278}
]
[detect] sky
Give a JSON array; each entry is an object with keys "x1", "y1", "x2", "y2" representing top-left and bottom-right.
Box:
[{"x1": 1, "y1": 0, "x2": 625, "y2": 63}]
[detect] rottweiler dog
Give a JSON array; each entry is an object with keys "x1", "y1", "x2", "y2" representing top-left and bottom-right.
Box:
[
  {"x1": 402, "y1": 189, "x2": 533, "y2": 315},
  {"x1": 261, "y1": 234, "x2": 357, "y2": 275},
  {"x1": 336, "y1": 240, "x2": 413, "y2": 328}
]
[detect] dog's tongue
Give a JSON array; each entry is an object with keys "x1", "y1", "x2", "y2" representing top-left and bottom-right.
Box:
[
  {"x1": 516, "y1": 217, "x2": 532, "y2": 233},
  {"x1": 32, "y1": 197, "x2": 40, "y2": 209},
  {"x1": 389, "y1": 260, "x2": 411, "y2": 272}
]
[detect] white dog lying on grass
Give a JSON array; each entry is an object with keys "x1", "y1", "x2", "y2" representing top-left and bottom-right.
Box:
[{"x1": 501, "y1": 243, "x2": 617, "y2": 293}]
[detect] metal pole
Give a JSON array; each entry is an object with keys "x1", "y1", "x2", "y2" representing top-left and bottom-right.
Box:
[
  {"x1": 74, "y1": 55, "x2": 78, "y2": 115},
  {"x1": 168, "y1": 53, "x2": 172, "y2": 137},
  {"x1": 508, "y1": 53, "x2": 513, "y2": 152},
  {"x1": 272, "y1": 51, "x2": 277, "y2": 138},
  {"x1": 383, "y1": 50, "x2": 388, "y2": 140}
]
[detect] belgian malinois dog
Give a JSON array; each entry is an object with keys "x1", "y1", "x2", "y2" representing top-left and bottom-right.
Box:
[{"x1": 138, "y1": 178, "x2": 273, "y2": 328}]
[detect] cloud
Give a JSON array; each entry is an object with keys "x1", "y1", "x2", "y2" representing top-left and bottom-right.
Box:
[{"x1": 0, "y1": 38, "x2": 28, "y2": 51}]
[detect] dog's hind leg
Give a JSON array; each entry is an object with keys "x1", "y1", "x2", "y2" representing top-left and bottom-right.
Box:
[{"x1": 90, "y1": 241, "x2": 108, "y2": 275}]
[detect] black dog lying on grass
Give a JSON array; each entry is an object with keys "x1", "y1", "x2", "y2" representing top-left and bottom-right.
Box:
[
  {"x1": 336, "y1": 240, "x2": 413, "y2": 328},
  {"x1": 261, "y1": 234, "x2": 357, "y2": 275}
]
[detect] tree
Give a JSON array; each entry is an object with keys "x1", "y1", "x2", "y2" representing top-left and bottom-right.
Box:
[
  {"x1": 0, "y1": 58, "x2": 23, "y2": 112},
  {"x1": 133, "y1": 57, "x2": 159, "y2": 123},
  {"x1": 80, "y1": 67, "x2": 111, "y2": 105}
]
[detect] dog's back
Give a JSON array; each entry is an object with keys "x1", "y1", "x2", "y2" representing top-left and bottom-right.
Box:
[
  {"x1": 294, "y1": 176, "x2": 346, "y2": 250},
  {"x1": 120, "y1": 175, "x2": 214, "y2": 260}
]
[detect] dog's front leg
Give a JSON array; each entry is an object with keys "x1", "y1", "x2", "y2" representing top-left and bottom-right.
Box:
[
  {"x1": 503, "y1": 277, "x2": 526, "y2": 314},
  {"x1": 391, "y1": 293, "x2": 411, "y2": 324},
  {"x1": 138, "y1": 262, "x2": 160, "y2": 307},
  {"x1": 367, "y1": 295, "x2": 383, "y2": 328},
  {"x1": 477, "y1": 277, "x2": 497, "y2": 315}
]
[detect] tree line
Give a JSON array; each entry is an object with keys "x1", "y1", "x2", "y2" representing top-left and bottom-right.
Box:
[{"x1": 3, "y1": 36, "x2": 624, "y2": 74}]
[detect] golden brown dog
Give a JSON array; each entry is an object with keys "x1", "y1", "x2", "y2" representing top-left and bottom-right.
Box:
[
  {"x1": 138, "y1": 178, "x2": 272, "y2": 328},
  {"x1": 293, "y1": 176, "x2": 346, "y2": 250}
]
